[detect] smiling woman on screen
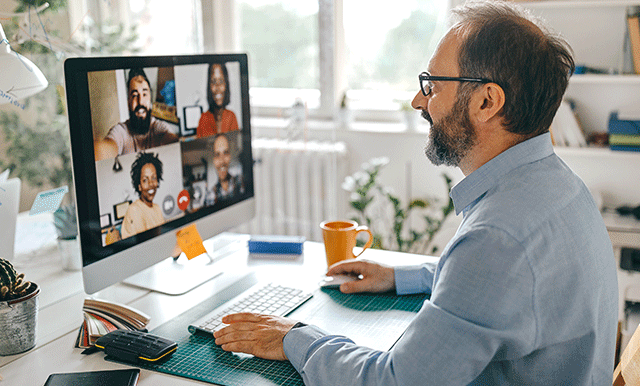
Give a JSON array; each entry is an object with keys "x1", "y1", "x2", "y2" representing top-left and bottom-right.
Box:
[
  {"x1": 121, "y1": 152, "x2": 165, "y2": 239},
  {"x1": 196, "y1": 63, "x2": 239, "y2": 137}
]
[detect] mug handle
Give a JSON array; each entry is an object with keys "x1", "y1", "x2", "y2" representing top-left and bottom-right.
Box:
[{"x1": 353, "y1": 226, "x2": 373, "y2": 258}]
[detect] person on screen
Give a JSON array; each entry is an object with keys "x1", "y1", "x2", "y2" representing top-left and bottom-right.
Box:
[
  {"x1": 94, "y1": 68, "x2": 179, "y2": 161},
  {"x1": 211, "y1": 1, "x2": 618, "y2": 385},
  {"x1": 121, "y1": 152, "x2": 165, "y2": 239},
  {"x1": 196, "y1": 63, "x2": 240, "y2": 138},
  {"x1": 205, "y1": 133, "x2": 243, "y2": 205}
]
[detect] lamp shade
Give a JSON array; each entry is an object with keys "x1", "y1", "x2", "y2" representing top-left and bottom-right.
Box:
[{"x1": 0, "y1": 23, "x2": 48, "y2": 105}]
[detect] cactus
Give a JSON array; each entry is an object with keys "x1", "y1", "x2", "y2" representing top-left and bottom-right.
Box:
[{"x1": 0, "y1": 258, "x2": 36, "y2": 301}]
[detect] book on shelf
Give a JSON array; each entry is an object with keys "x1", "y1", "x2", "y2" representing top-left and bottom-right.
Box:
[
  {"x1": 549, "y1": 99, "x2": 587, "y2": 147},
  {"x1": 608, "y1": 110, "x2": 640, "y2": 152},
  {"x1": 75, "y1": 298, "x2": 150, "y2": 349},
  {"x1": 629, "y1": 12, "x2": 640, "y2": 75},
  {"x1": 609, "y1": 134, "x2": 640, "y2": 147},
  {"x1": 610, "y1": 145, "x2": 640, "y2": 152}
]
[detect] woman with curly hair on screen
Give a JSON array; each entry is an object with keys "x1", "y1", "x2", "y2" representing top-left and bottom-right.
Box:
[{"x1": 121, "y1": 152, "x2": 165, "y2": 239}]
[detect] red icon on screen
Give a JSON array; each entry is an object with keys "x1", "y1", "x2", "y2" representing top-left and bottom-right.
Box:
[{"x1": 177, "y1": 190, "x2": 190, "y2": 211}]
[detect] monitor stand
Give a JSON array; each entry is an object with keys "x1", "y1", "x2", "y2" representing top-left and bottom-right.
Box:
[{"x1": 123, "y1": 233, "x2": 248, "y2": 295}]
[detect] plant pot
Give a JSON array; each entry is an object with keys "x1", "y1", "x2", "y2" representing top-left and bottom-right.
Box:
[
  {"x1": 337, "y1": 108, "x2": 353, "y2": 130},
  {"x1": 58, "y1": 237, "x2": 82, "y2": 271},
  {"x1": 403, "y1": 110, "x2": 419, "y2": 132},
  {"x1": 0, "y1": 284, "x2": 40, "y2": 356}
]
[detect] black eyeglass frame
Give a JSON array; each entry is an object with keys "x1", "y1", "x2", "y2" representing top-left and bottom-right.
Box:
[{"x1": 419, "y1": 71, "x2": 495, "y2": 97}]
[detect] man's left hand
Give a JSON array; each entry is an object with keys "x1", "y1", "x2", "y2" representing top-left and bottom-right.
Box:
[{"x1": 213, "y1": 313, "x2": 298, "y2": 360}]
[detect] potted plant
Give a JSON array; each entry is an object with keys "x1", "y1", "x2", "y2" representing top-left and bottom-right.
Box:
[
  {"x1": 0, "y1": 0, "x2": 138, "y2": 269},
  {"x1": 0, "y1": 257, "x2": 40, "y2": 355},
  {"x1": 342, "y1": 157, "x2": 454, "y2": 254},
  {"x1": 54, "y1": 203, "x2": 81, "y2": 270}
]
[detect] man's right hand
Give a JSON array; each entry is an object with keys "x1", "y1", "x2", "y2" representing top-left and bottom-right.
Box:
[{"x1": 326, "y1": 260, "x2": 395, "y2": 294}]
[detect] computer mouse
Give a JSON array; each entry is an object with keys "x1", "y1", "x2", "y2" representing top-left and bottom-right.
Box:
[{"x1": 319, "y1": 274, "x2": 361, "y2": 288}]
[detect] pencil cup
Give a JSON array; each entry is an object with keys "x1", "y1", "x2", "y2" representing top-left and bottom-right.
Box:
[
  {"x1": 320, "y1": 220, "x2": 373, "y2": 267},
  {"x1": 0, "y1": 284, "x2": 39, "y2": 355}
]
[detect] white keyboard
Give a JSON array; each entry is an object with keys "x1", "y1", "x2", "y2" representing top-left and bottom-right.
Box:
[{"x1": 188, "y1": 283, "x2": 313, "y2": 334}]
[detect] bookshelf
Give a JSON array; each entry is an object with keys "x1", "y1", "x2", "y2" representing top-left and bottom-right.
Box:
[
  {"x1": 515, "y1": 1, "x2": 640, "y2": 200},
  {"x1": 523, "y1": 0, "x2": 640, "y2": 192},
  {"x1": 520, "y1": 1, "x2": 640, "y2": 139},
  {"x1": 521, "y1": 0, "x2": 640, "y2": 343}
]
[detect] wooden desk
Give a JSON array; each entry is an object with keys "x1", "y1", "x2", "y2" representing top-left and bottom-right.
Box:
[{"x1": 0, "y1": 234, "x2": 432, "y2": 385}]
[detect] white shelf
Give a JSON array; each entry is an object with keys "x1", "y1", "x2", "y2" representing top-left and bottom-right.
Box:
[
  {"x1": 571, "y1": 74, "x2": 640, "y2": 84},
  {"x1": 520, "y1": 0, "x2": 640, "y2": 9},
  {"x1": 555, "y1": 146, "x2": 640, "y2": 158}
]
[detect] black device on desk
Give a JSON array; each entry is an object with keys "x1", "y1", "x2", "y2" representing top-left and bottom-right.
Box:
[
  {"x1": 95, "y1": 330, "x2": 177, "y2": 364},
  {"x1": 44, "y1": 369, "x2": 140, "y2": 386}
]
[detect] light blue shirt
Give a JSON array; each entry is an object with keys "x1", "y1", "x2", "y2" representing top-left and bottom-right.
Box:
[{"x1": 283, "y1": 133, "x2": 618, "y2": 385}]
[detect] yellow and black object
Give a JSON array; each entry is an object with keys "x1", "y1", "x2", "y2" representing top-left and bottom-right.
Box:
[{"x1": 95, "y1": 329, "x2": 177, "y2": 364}]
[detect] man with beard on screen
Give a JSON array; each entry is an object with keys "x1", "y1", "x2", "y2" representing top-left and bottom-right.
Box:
[{"x1": 94, "y1": 68, "x2": 179, "y2": 161}]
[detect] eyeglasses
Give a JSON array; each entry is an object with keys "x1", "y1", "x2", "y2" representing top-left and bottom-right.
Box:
[{"x1": 419, "y1": 71, "x2": 494, "y2": 97}]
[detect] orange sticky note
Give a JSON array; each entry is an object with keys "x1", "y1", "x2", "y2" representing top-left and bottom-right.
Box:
[{"x1": 176, "y1": 224, "x2": 207, "y2": 260}]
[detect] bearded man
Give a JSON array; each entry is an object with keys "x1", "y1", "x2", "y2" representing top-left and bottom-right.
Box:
[{"x1": 95, "y1": 68, "x2": 178, "y2": 161}]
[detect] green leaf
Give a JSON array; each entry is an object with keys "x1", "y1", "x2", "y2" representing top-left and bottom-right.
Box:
[{"x1": 408, "y1": 199, "x2": 428, "y2": 209}]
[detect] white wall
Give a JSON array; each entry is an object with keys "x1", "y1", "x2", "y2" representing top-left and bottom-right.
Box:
[{"x1": 254, "y1": 120, "x2": 640, "y2": 218}]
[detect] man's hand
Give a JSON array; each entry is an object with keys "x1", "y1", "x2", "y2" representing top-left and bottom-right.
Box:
[
  {"x1": 326, "y1": 259, "x2": 395, "y2": 294},
  {"x1": 213, "y1": 313, "x2": 298, "y2": 360}
]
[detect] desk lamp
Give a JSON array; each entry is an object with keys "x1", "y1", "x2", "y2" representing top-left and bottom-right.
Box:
[
  {"x1": 0, "y1": 22, "x2": 48, "y2": 104},
  {"x1": 0, "y1": 22, "x2": 47, "y2": 264}
]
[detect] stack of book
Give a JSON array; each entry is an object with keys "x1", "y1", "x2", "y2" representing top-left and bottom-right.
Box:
[
  {"x1": 549, "y1": 100, "x2": 587, "y2": 147},
  {"x1": 608, "y1": 111, "x2": 640, "y2": 152},
  {"x1": 75, "y1": 298, "x2": 151, "y2": 349}
]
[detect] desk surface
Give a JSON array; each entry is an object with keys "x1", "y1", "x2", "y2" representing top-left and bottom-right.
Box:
[{"x1": 0, "y1": 233, "x2": 433, "y2": 386}]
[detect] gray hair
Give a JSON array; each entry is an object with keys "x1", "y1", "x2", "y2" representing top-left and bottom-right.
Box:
[{"x1": 451, "y1": 0, "x2": 575, "y2": 137}]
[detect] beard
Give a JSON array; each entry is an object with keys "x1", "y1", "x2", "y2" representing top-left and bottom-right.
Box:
[
  {"x1": 423, "y1": 94, "x2": 476, "y2": 167},
  {"x1": 129, "y1": 105, "x2": 152, "y2": 135}
]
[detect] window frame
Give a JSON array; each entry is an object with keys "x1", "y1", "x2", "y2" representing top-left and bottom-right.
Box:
[{"x1": 200, "y1": 0, "x2": 448, "y2": 125}]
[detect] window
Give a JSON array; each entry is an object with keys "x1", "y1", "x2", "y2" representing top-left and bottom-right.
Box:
[
  {"x1": 239, "y1": 0, "x2": 318, "y2": 90},
  {"x1": 128, "y1": 0, "x2": 201, "y2": 54},
  {"x1": 234, "y1": 0, "x2": 448, "y2": 115},
  {"x1": 343, "y1": 0, "x2": 448, "y2": 111},
  {"x1": 66, "y1": 0, "x2": 201, "y2": 55}
]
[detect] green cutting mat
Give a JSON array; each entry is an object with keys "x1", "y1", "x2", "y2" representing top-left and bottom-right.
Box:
[{"x1": 106, "y1": 275, "x2": 428, "y2": 386}]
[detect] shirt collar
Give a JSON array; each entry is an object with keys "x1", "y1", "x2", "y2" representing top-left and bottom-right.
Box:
[{"x1": 450, "y1": 132, "x2": 555, "y2": 216}]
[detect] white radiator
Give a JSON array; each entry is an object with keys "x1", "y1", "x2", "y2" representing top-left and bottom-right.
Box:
[{"x1": 238, "y1": 138, "x2": 348, "y2": 242}]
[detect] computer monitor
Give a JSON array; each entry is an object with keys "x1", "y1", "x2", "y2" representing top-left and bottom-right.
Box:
[{"x1": 64, "y1": 54, "x2": 255, "y2": 295}]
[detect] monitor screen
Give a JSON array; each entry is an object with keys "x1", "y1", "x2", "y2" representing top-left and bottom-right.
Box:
[{"x1": 64, "y1": 54, "x2": 255, "y2": 295}]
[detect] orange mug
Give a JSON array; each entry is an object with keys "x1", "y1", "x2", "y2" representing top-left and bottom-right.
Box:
[{"x1": 320, "y1": 220, "x2": 373, "y2": 267}]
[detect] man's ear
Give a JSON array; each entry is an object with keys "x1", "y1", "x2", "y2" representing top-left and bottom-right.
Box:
[{"x1": 470, "y1": 83, "x2": 505, "y2": 123}]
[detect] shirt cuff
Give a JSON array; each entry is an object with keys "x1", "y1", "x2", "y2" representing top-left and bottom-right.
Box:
[
  {"x1": 394, "y1": 264, "x2": 434, "y2": 295},
  {"x1": 283, "y1": 324, "x2": 329, "y2": 371}
]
